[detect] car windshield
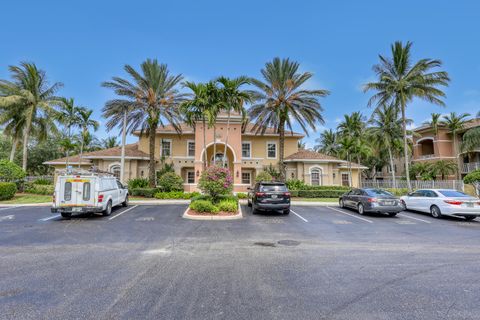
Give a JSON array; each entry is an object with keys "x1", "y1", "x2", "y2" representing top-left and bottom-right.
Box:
[
  {"x1": 365, "y1": 189, "x2": 393, "y2": 197},
  {"x1": 260, "y1": 185, "x2": 287, "y2": 192},
  {"x1": 438, "y1": 190, "x2": 470, "y2": 197}
]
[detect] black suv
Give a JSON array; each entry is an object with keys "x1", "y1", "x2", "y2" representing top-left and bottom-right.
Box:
[{"x1": 247, "y1": 181, "x2": 291, "y2": 215}]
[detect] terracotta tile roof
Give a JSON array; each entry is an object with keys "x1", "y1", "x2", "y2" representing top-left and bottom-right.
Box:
[
  {"x1": 285, "y1": 149, "x2": 342, "y2": 161},
  {"x1": 44, "y1": 143, "x2": 149, "y2": 165}
]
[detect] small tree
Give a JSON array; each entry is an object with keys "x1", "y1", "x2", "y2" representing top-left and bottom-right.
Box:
[
  {"x1": 0, "y1": 160, "x2": 26, "y2": 181},
  {"x1": 198, "y1": 166, "x2": 233, "y2": 201},
  {"x1": 255, "y1": 171, "x2": 273, "y2": 183},
  {"x1": 464, "y1": 169, "x2": 480, "y2": 196}
]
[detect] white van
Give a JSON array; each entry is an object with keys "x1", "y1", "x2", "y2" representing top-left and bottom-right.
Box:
[{"x1": 52, "y1": 171, "x2": 129, "y2": 218}]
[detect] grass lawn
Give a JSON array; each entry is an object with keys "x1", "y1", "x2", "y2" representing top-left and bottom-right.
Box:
[
  {"x1": 0, "y1": 193, "x2": 51, "y2": 204},
  {"x1": 291, "y1": 197, "x2": 339, "y2": 202}
]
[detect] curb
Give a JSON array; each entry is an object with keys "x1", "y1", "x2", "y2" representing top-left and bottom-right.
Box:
[{"x1": 182, "y1": 204, "x2": 243, "y2": 221}]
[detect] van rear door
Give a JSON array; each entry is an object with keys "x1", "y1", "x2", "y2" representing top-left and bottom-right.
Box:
[{"x1": 59, "y1": 177, "x2": 95, "y2": 210}]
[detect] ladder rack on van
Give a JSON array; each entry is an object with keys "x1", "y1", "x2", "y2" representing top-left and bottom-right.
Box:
[{"x1": 56, "y1": 167, "x2": 114, "y2": 177}]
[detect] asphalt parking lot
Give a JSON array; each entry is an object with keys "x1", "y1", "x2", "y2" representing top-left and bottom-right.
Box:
[{"x1": 1, "y1": 204, "x2": 480, "y2": 320}]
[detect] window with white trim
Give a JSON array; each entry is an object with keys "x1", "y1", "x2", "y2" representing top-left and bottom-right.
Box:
[
  {"x1": 267, "y1": 142, "x2": 277, "y2": 159},
  {"x1": 241, "y1": 172, "x2": 251, "y2": 185},
  {"x1": 242, "y1": 142, "x2": 251, "y2": 158},
  {"x1": 311, "y1": 168, "x2": 322, "y2": 186},
  {"x1": 161, "y1": 140, "x2": 171, "y2": 157},
  {"x1": 187, "y1": 171, "x2": 195, "y2": 184},
  {"x1": 187, "y1": 141, "x2": 195, "y2": 157}
]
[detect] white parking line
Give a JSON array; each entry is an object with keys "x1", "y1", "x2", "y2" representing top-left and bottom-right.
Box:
[
  {"x1": 39, "y1": 214, "x2": 60, "y2": 221},
  {"x1": 0, "y1": 206, "x2": 18, "y2": 211},
  {"x1": 290, "y1": 209, "x2": 309, "y2": 223},
  {"x1": 327, "y1": 206, "x2": 373, "y2": 223},
  {"x1": 398, "y1": 213, "x2": 431, "y2": 224},
  {"x1": 108, "y1": 205, "x2": 138, "y2": 221}
]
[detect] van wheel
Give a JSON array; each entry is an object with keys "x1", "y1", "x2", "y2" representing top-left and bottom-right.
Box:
[
  {"x1": 122, "y1": 195, "x2": 129, "y2": 207},
  {"x1": 61, "y1": 212, "x2": 71, "y2": 219},
  {"x1": 103, "y1": 201, "x2": 112, "y2": 216},
  {"x1": 430, "y1": 205, "x2": 442, "y2": 218}
]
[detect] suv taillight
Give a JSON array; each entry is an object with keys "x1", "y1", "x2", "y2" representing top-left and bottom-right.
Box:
[
  {"x1": 98, "y1": 194, "x2": 104, "y2": 203},
  {"x1": 283, "y1": 192, "x2": 291, "y2": 197}
]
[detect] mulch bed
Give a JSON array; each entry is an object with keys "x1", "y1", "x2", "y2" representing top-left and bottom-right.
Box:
[{"x1": 186, "y1": 208, "x2": 239, "y2": 216}]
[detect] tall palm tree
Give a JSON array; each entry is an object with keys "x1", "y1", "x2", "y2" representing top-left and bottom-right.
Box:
[
  {"x1": 0, "y1": 109, "x2": 24, "y2": 161},
  {"x1": 182, "y1": 81, "x2": 210, "y2": 169},
  {"x1": 337, "y1": 112, "x2": 365, "y2": 138},
  {"x1": 337, "y1": 136, "x2": 356, "y2": 187},
  {"x1": 56, "y1": 98, "x2": 84, "y2": 169},
  {"x1": 0, "y1": 62, "x2": 63, "y2": 170},
  {"x1": 102, "y1": 136, "x2": 119, "y2": 149},
  {"x1": 368, "y1": 104, "x2": 404, "y2": 187},
  {"x1": 102, "y1": 59, "x2": 184, "y2": 187},
  {"x1": 442, "y1": 112, "x2": 470, "y2": 179},
  {"x1": 204, "y1": 81, "x2": 222, "y2": 165},
  {"x1": 315, "y1": 129, "x2": 338, "y2": 156},
  {"x1": 249, "y1": 58, "x2": 329, "y2": 180},
  {"x1": 423, "y1": 112, "x2": 442, "y2": 138},
  {"x1": 77, "y1": 108, "x2": 99, "y2": 168},
  {"x1": 364, "y1": 41, "x2": 450, "y2": 191},
  {"x1": 216, "y1": 76, "x2": 252, "y2": 167}
]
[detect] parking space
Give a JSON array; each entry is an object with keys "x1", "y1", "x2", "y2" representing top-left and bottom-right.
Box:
[{"x1": 1, "y1": 203, "x2": 480, "y2": 319}]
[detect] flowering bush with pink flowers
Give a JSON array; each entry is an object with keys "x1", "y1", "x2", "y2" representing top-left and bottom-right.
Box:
[{"x1": 198, "y1": 166, "x2": 233, "y2": 200}]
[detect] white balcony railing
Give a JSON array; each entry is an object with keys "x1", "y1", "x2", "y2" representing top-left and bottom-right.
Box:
[{"x1": 462, "y1": 162, "x2": 480, "y2": 174}]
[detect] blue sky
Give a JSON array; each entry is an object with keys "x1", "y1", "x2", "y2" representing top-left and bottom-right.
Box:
[{"x1": 1, "y1": 0, "x2": 479, "y2": 148}]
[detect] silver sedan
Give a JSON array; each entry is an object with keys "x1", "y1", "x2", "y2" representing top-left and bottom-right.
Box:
[{"x1": 400, "y1": 189, "x2": 480, "y2": 220}]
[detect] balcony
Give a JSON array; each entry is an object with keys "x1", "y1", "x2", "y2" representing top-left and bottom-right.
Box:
[{"x1": 462, "y1": 162, "x2": 480, "y2": 174}]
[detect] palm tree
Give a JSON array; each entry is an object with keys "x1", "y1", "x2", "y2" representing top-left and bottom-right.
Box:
[
  {"x1": 432, "y1": 160, "x2": 457, "y2": 180},
  {"x1": 423, "y1": 113, "x2": 442, "y2": 138},
  {"x1": 315, "y1": 129, "x2": 338, "y2": 156},
  {"x1": 102, "y1": 59, "x2": 184, "y2": 187},
  {"x1": 297, "y1": 140, "x2": 306, "y2": 149},
  {"x1": 364, "y1": 41, "x2": 450, "y2": 191},
  {"x1": 77, "y1": 108, "x2": 99, "y2": 168},
  {"x1": 0, "y1": 109, "x2": 24, "y2": 161},
  {"x1": 102, "y1": 136, "x2": 119, "y2": 149},
  {"x1": 204, "y1": 81, "x2": 223, "y2": 165},
  {"x1": 249, "y1": 58, "x2": 329, "y2": 180},
  {"x1": 337, "y1": 136, "x2": 356, "y2": 186},
  {"x1": 182, "y1": 81, "x2": 210, "y2": 169},
  {"x1": 368, "y1": 104, "x2": 404, "y2": 187},
  {"x1": 74, "y1": 131, "x2": 101, "y2": 152},
  {"x1": 442, "y1": 112, "x2": 470, "y2": 179},
  {"x1": 56, "y1": 98, "x2": 83, "y2": 169},
  {"x1": 216, "y1": 76, "x2": 252, "y2": 167},
  {"x1": 337, "y1": 112, "x2": 365, "y2": 138},
  {"x1": 0, "y1": 62, "x2": 63, "y2": 170}
]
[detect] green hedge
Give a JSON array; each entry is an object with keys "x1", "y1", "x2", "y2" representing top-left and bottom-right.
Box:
[
  {"x1": 154, "y1": 191, "x2": 200, "y2": 199},
  {"x1": 24, "y1": 183, "x2": 54, "y2": 195},
  {"x1": 130, "y1": 188, "x2": 161, "y2": 198},
  {"x1": 190, "y1": 200, "x2": 219, "y2": 213},
  {"x1": 0, "y1": 182, "x2": 17, "y2": 200},
  {"x1": 217, "y1": 199, "x2": 238, "y2": 212},
  {"x1": 296, "y1": 189, "x2": 347, "y2": 198},
  {"x1": 384, "y1": 188, "x2": 409, "y2": 197}
]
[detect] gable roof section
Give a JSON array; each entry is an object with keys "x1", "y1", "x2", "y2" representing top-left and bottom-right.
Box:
[{"x1": 43, "y1": 143, "x2": 149, "y2": 165}]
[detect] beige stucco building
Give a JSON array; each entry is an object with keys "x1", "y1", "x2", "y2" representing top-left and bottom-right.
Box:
[{"x1": 45, "y1": 114, "x2": 366, "y2": 191}]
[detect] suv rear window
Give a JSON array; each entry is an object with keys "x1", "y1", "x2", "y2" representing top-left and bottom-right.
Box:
[
  {"x1": 260, "y1": 184, "x2": 287, "y2": 192},
  {"x1": 438, "y1": 190, "x2": 469, "y2": 197}
]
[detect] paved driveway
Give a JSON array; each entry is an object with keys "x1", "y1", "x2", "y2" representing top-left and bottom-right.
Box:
[{"x1": 1, "y1": 204, "x2": 479, "y2": 320}]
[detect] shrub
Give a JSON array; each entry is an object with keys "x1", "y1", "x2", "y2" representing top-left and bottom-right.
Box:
[
  {"x1": 296, "y1": 190, "x2": 346, "y2": 198},
  {"x1": 384, "y1": 188, "x2": 409, "y2": 197},
  {"x1": 191, "y1": 194, "x2": 213, "y2": 202},
  {"x1": 33, "y1": 178, "x2": 52, "y2": 185},
  {"x1": 0, "y1": 160, "x2": 26, "y2": 181},
  {"x1": 464, "y1": 169, "x2": 480, "y2": 186},
  {"x1": 154, "y1": 191, "x2": 200, "y2": 199},
  {"x1": 217, "y1": 199, "x2": 238, "y2": 212},
  {"x1": 157, "y1": 172, "x2": 184, "y2": 192},
  {"x1": 130, "y1": 188, "x2": 160, "y2": 198},
  {"x1": 128, "y1": 178, "x2": 149, "y2": 189},
  {"x1": 263, "y1": 164, "x2": 281, "y2": 179},
  {"x1": 190, "y1": 199, "x2": 219, "y2": 213},
  {"x1": 255, "y1": 171, "x2": 272, "y2": 183},
  {"x1": 236, "y1": 192, "x2": 247, "y2": 199},
  {"x1": 0, "y1": 182, "x2": 17, "y2": 200},
  {"x1": 198, "y1": 166, "x2": 233, "y2": 201},
  {"x1": 24, "y1": 183, "x2": 54, "y2": 195},
  {"x1": 285, "y1": 179, "x2": 307, "y2": 190}
]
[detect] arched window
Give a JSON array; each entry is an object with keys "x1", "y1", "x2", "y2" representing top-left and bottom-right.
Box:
[
  {"x1": 310, "y1": 168, "x2": 322, "y2": 186},
  {"x1": 110, "y1": 165, "x2": 121, "y2": 179}
]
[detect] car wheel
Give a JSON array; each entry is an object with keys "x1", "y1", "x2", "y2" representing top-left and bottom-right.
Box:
[
  {"x1": 357, "y1": 203, "x2": 365, "y2": 215},
  {"x1": 283, "y1": 209, "x2": 290, "y2": 215},
  {"x1": 430, "y1": 205, "x2": 442, "y2": 219},
  {"x1": 61, "y1": 212, "x2": 71, "y2": 219},
  {"x1": 400, "y1": 200, "x2": 407, "y2": 210},
  {"x1": 388, "y1": 212, "x2": 397, "y2": 217},
  {"x1": 122, "y1": 195, "x2": 129, "y2": 207},
  {"x1": 103, "y1": 201, "x2": 112, "y2": 216},
  {"x1": 464, "y1": 216, "x2": 476, "y2": 221},
  {"x1": 339, "y1": 199, "x2": 345, "y2": 208}
]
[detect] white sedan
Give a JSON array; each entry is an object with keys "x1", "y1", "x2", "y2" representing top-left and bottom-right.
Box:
[{"x1": 400, "y1": 189, "x2": 480, "y2": 220}]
